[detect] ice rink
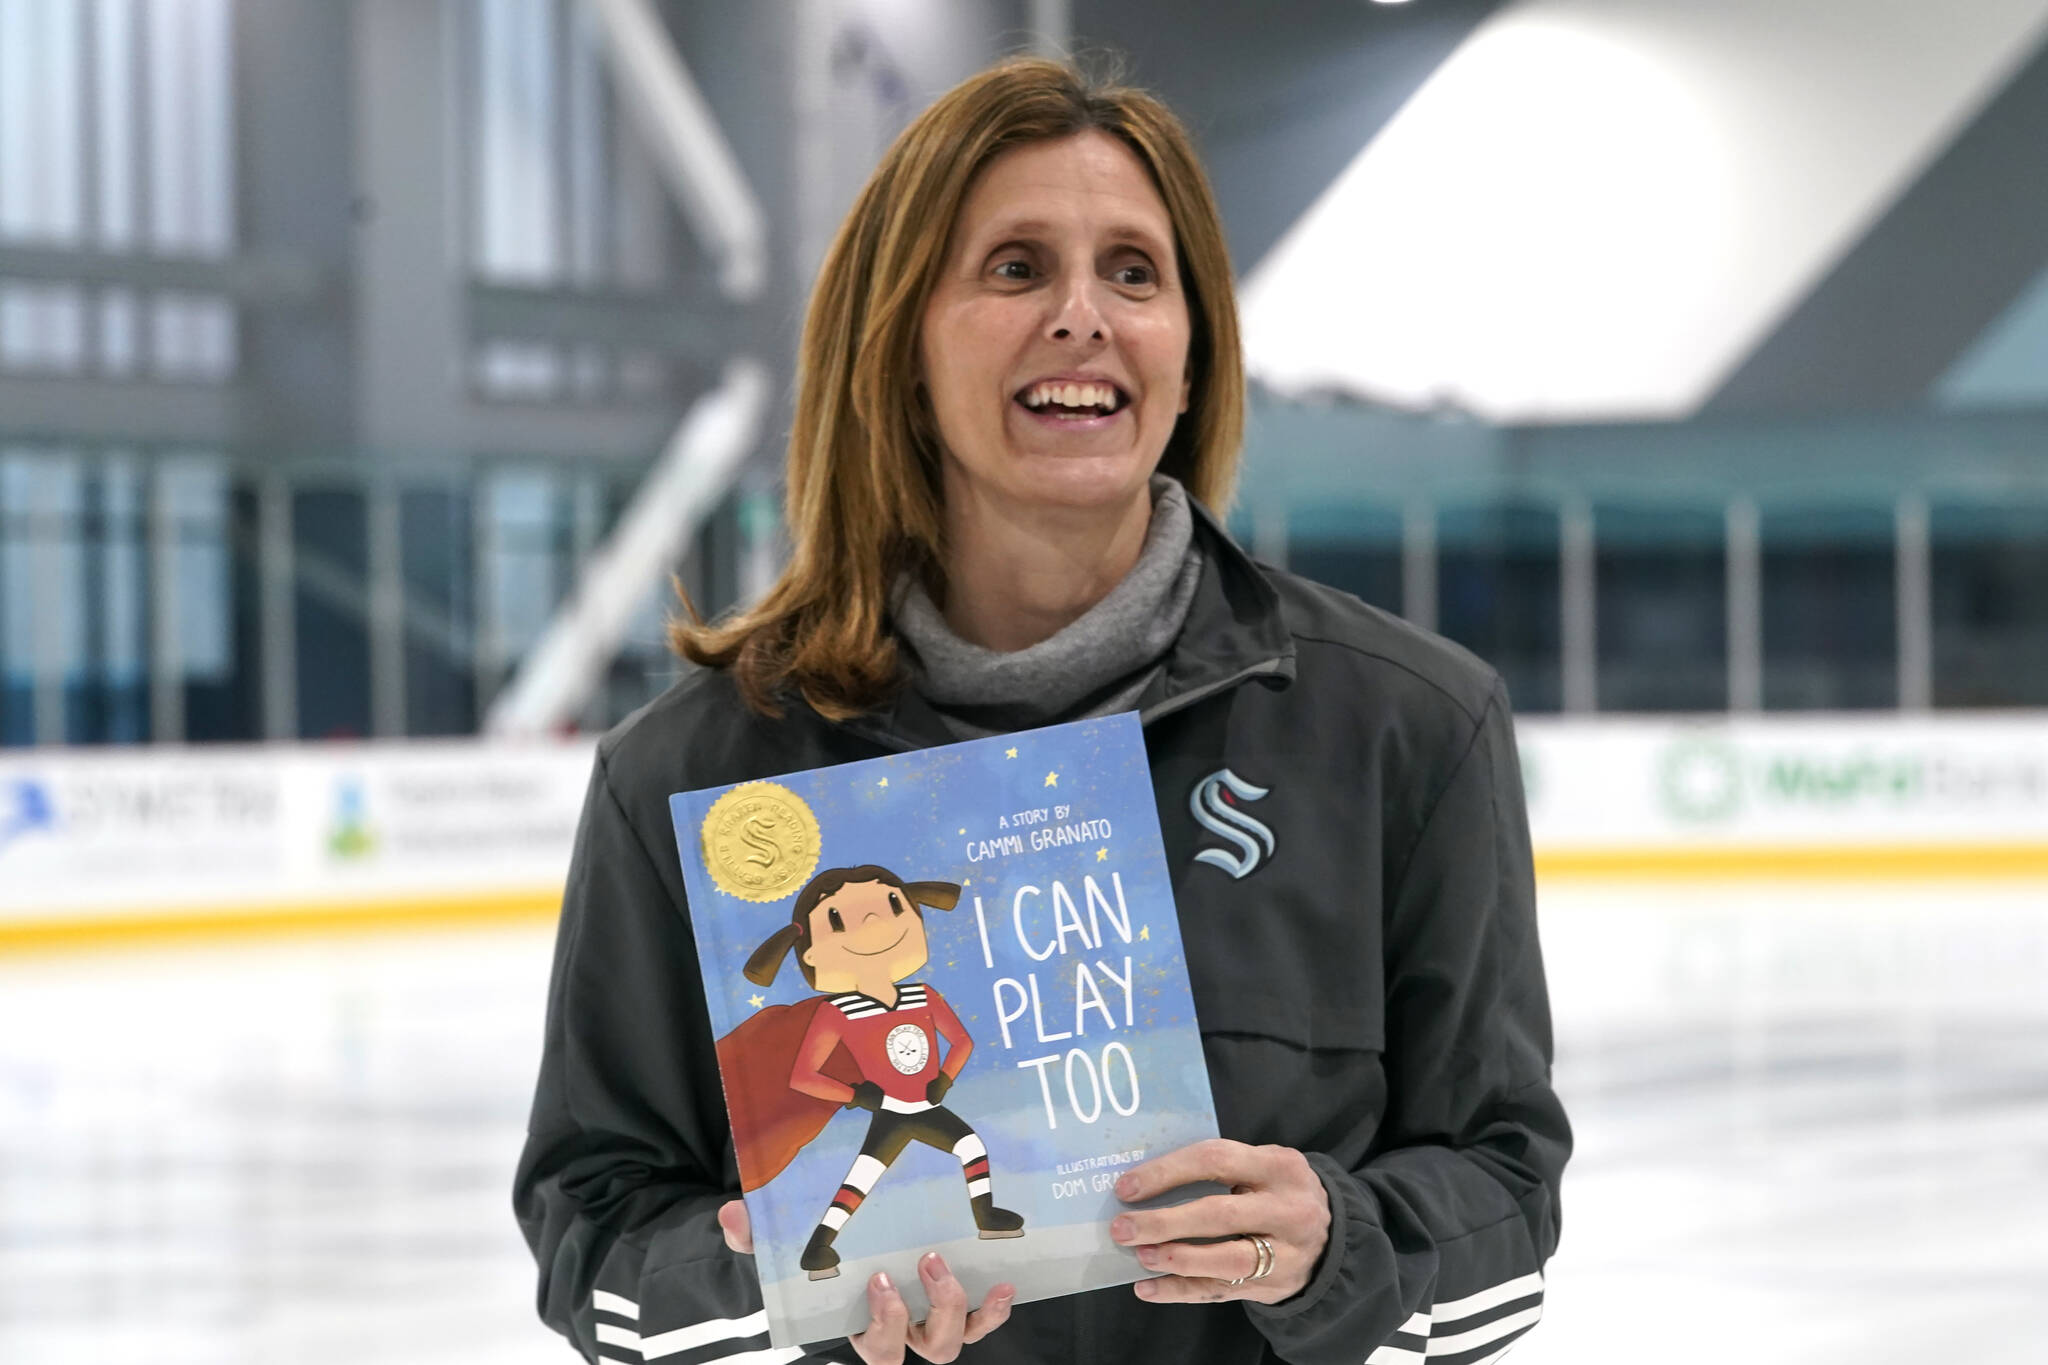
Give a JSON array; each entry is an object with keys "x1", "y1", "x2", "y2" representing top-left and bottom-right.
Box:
[{"x1": 4, "y1": 879, "x2": 2044, "y2": 1365}]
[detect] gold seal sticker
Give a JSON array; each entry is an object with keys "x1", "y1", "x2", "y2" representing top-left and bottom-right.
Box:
[{"x1": 700, "y1": 782, "x2": 822, "y2": 902}]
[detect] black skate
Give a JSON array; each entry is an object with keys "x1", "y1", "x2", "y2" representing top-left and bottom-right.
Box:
[
  {"x1": 971, "y1": 1193, "x2": 1025, "y2": 1240},
  {"x1": 801, "y1": 1225, "x2": 842, "y2": 1280}
]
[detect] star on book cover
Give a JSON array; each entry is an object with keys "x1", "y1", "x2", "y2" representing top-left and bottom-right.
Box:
[{"x1": 669, "y1": 712, "x2": 1221, "y2": 1349}]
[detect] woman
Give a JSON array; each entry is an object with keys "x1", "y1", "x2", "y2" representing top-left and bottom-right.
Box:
[{"x1": 515, "y1": 57, "x2": 1568, "y2": 1365}]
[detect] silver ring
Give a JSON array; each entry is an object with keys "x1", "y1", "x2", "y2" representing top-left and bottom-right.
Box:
[
  {"x1": 1227, "y1": 1233, "x2": 1275, "y2": 1285},
  {"x1": 1250, "y1": 1233, "x2": 1275, "y2": 1282}
]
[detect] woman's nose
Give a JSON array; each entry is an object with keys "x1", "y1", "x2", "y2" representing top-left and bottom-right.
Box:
[{"x1": 1046, "y1": 275, "x2": 1108, "y2": 343}]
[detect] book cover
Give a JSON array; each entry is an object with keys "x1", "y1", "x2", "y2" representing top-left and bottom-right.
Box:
[{"x1": 669, "y1": 712, "x2": 1221, "y2": 1348}]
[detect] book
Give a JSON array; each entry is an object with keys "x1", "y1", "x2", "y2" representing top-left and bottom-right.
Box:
[{"x1": 669, "y1": 712, "x2": 1222, "y2": 1349}]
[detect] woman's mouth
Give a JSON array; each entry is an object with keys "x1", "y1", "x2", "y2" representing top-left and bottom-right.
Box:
[{"x1": 1014, "y1": 379, "x2": 1129, "y2": 421}]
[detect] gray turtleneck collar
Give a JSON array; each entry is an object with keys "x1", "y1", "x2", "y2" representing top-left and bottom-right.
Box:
[{"x1": 890, "y1": 476, "x2": 1204, "y2": 738}]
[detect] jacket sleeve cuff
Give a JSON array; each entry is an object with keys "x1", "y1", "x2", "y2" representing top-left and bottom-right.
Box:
[{"x1": 1244, "y1": 1150, "x2": 1377, "y2": 1326}]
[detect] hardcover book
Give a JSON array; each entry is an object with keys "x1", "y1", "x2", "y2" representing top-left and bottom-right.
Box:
[{"x1": 669, "y1": 712, "x2": 1221, "y2": 1349}]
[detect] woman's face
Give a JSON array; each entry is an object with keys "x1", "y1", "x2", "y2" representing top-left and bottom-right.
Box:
[{"x1": 918, "y1": 130, "x2": 1192, "y2": 522}]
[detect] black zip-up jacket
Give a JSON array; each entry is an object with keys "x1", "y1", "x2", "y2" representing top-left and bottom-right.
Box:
[{"x1": 514, "y1": 506, "x2": 1570, "y2": 1365}]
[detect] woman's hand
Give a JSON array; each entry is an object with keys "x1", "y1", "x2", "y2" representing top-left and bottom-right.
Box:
[
  {"x1": 1108, "y1": 1139, "x2": 1332, "y2": 1305},
  {"x1": 717, "y1": 1202, "x2": 1017, "y2": 1363}
]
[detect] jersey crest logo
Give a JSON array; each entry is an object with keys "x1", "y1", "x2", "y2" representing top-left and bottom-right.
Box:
[{"x1": 1189, "y1": 769, "x2": 1276, "y2": 879}]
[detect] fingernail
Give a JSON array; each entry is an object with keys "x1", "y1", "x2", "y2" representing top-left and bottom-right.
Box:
[
  {"x1": 1116, "y1": 1174, "x2": 1138, "y2": 1199},
  {"x1": 1134, "y1": 1278, "x2": 1157, "y2": 1299},
  {"x1": 1110, "y1": 1216, "x2": 1134, "y2": 1244},
  {"x1": 874, "y1": 1272, "x2": 892, "y2": 1293},
  {"x1": 1136, "y1": 1245, "x2": 1159, "y2": 1268},
  {"x1": 996, "y1": 1284, "x2": 1016, "y2": 1301}
]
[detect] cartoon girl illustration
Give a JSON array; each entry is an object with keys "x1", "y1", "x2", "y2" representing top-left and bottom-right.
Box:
[{"x1": 719, "y1": 864, "x2": 1025, "y2": 1280}]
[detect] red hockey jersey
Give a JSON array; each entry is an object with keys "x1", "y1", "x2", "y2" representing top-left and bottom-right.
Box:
[{"x1": 715, "y1": 982, "x2": 969, "y2": 1190}]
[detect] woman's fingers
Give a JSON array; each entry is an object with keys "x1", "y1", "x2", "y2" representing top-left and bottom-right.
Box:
[
  {"x1": 849, "y1": 1272, "x2": 911, "y2": 1365},
  {"x1": 1112, "y1": 1139, "x2": 1332, "y2": 1304},
  {"x1": 1134, "y1": 1235, "x2": 1263, "y2": 1285},
  {"x1": 715, "y1": 1200, "x2": 752, "y2": 1255},
  {"x1": 960, "y1": 1282, "x2": 1017, "y2": 1345},
  {"x1": 1116, "y1": 1137, "x2": 1274, "y2": 1203},
  {"x1": 1112, "y1": 1190, "x2": 1275, "y2": 1247},
  {"x1": 844, "y1": 1265, "x2": 1016, "y2": 1364},
  {"x1": 902, "y1": 1254, "x2": 971, "y2": 1362}
]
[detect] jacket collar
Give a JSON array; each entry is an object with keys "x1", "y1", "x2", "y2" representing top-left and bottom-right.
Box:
[{"x1": 835, "y1": 494, "x2": 1296, "y2": 753}]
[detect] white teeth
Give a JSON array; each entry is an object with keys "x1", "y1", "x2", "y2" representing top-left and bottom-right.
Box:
[{"x1": 1023, "y1": 381, "x2": 1119, "y2": 411}]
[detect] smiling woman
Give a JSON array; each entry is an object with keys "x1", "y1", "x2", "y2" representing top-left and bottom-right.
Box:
[
  {"x1": 667, "y1": 58, "x2": 1241, "y2": 713},
  {"x1": 516, "y1": 55, "x2": 1567, "y2": 1365},
  {"x1": 919, "y1": 130, "x2": 1196, "y2": 653}
]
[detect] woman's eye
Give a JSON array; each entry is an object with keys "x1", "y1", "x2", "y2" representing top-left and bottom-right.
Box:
[
  {"x1": 889, "y1": 893, "x2": 905, "y2": 916},
  {"x1": 828, "y1": 908, "x2": 844, "y2": 933},
  {"x1": 992, "y1": 259, "x2": 1034, "y2": 281},
  {"x1": 1114, "y1": 264, "x2": 1156, "y2": 288}
]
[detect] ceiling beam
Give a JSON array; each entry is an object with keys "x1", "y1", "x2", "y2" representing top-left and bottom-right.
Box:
[{"x1": 1706, "y1": 32, "x2": 2048, "y2": 413}]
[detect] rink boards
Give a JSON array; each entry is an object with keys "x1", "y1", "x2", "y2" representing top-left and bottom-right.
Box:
[
  {"x1": 0, "y1": 739, "x2": 595, "y2": 948},
  {"x1": 1, "y1": 714, "x2": 2045, "y2": 948}
]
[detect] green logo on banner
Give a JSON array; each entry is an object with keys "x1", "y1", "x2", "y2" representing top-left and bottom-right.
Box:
[{"x1": 1659, "y1": 739, "x2": 1744, "y2": 823}]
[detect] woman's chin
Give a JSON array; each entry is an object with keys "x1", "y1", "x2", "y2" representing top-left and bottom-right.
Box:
[{"x1": 971, "y1": 450, "x2": 1159, "y2": 518}]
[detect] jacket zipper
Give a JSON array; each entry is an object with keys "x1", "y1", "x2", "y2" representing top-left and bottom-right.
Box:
[{"x1": 1138, "y1": 656, "x2": 1289, "y2": 727}]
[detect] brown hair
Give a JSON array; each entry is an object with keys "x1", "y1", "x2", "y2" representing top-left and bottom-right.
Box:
[
  {"x1": 743, "y1": 865, "x2": 962, "y2": 989},
  {"x1": 671, "y1": 56, "x2": 1244, "y2": 720}
]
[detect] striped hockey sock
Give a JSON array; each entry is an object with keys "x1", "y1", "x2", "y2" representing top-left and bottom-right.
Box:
[
  {"x1": 952, "y1": 1134, "x2": 1024, "y2": 1237},
  {"x1": 804, "y1": 1154, "x2": 887, "y2": 1277}
]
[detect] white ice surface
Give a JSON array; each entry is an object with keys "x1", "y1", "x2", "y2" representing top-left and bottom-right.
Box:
[{"x1": 2, "y1": 883, "x2": 2045, "y2": 1363}]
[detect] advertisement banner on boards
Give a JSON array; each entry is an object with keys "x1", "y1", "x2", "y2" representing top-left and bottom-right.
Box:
[
  {"x1": 1516, "y1": 714, "x2": 2048, "y2": 848},
  {"x1": 0, "y1": 740, "x2": 596, "y2": 923}
]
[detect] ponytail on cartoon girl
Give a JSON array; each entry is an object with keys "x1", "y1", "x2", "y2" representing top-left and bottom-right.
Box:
[
  {"x1": 741, "y1": 865, "x2": 962, "y2": 987},
  {"x1": 743, "y1": 924, "x2": 806, "y2": 986}
]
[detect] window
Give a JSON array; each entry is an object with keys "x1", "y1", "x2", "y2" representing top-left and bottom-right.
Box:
[
  {"x1": 1931, "y1": 503, "x2": 2048, "y2": 707},
  {"x1": 402, "y1": 485, "x2": 477, "y2": 736},
  {"x1": 0, "y1": 0, "x2": 238, "y2": 380},
  {"x1": 1595, "y1": 503, "x2": 1726, "y2": 712},
  {"x1": 1285, "y1": 502, "x2": 1404, "y2": 616},
  {"x1": 1438, "y1": 502, "x2": 1561, "y2": 712},
  {"x1": 1761, "y1": 505, "x2": 1894, "y2": 709},
  {"x1": 295, "y1": 487, "x2": 371, "y2": 740}
]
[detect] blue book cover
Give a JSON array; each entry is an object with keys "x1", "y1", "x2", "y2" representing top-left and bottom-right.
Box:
[{"x1": 669, "y1": 712, "x2": 1221, "y2": 1348}]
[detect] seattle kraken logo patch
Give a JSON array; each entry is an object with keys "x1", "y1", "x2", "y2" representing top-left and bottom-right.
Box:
[{"x1": 1189, "y1": 769, "x2": 1276, "y2": 879}]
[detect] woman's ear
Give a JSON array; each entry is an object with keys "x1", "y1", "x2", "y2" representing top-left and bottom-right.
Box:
[
  {"x1": 903, "y1": 880, "x2": 961, "y2": 912},
  {"x1": 743, "y1": 924, "x2": 803, "y2": 987}
]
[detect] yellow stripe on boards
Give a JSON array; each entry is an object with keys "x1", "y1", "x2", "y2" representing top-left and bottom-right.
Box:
[
  {"x1": 1535, "y1": 843, "x2": 2048, "y2": 882},
  {"x1": 0, "y1": 888, "x2": 563, "y2": 956},
  {"x1": 6, "y1": 841, "x2": 2047, "y2": 956}
]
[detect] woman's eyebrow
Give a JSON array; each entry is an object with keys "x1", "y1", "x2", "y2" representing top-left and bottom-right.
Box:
[{"x1": 979, "y1": 219, "x2": 1167, "y2": 250}]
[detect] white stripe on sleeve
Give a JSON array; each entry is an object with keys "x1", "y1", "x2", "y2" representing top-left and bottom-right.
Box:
[
  {"x1": 1431, "y1": 1272, "x2": 1544, "y2": 1324},
  {"x1": 1427, "y1": 1303, "x2": 1542, "y2": 1356},
  {"x1": 593, "y1": 1290, "x2": 641, "y2": 1320},
  {"x1": 637, "y1": 1309, "x2": 774, "y2": 1360},
  {"x1": 697, "y1": 1348, "x2": 805, "y2": 1365},
  {"x1": 595, "y1": 1323, "x2": 640, "y2": 1353},
  {"x1": 1365, "y1": 1274, "x2": 1543, "y2": 1363}
]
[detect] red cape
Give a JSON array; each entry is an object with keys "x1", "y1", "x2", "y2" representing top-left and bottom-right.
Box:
[{"x1": 717, "y1": 995, "x2": 864, "y2": 1192}]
